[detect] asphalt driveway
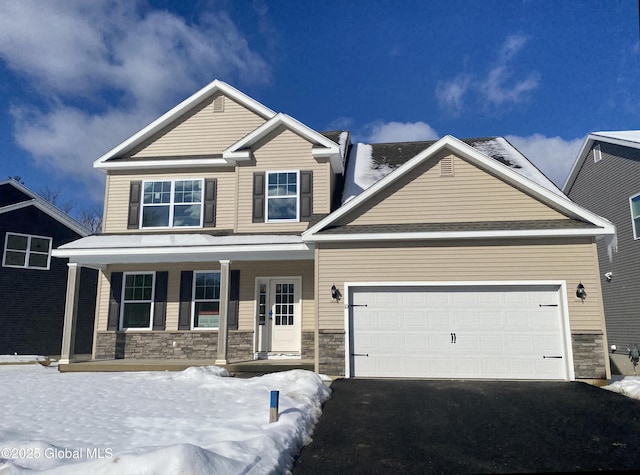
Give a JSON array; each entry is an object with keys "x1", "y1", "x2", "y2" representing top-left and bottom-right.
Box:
[{"x1": 293, "y1": 379, "x2": 640, "y2": 474}]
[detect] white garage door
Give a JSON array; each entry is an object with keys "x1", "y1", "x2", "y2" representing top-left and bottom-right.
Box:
[{"x1": 349, "y1": 285, "x2": 569, "y2": 380}]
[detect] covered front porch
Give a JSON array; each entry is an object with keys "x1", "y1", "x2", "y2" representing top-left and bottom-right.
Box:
[{"x1": 52, "y1": 233, "x2": 316, "y2": 370}]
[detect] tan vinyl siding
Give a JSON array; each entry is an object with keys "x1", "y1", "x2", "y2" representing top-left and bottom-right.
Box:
[
  {"x1": 95, "y1": 260, "x2": 315, "y2": 334},
  {"x1": 129, "y1": 93, "x2": 267, "y2": 158},
  {"x1": 317, "y1": 238, "x2": 605, "y2": 333},
  {"x1": 236, "y1": 127, "x2": 332, "y2": 233},
  {"x1": 338, "y1": 154, "x2": 567, "y2": 226},
  {"x1": 102, "y1": 168, "x2": 236, "y2": 233}
]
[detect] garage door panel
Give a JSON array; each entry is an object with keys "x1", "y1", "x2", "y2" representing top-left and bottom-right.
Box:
[{"x1": 350, "y1": 285, "x2": 568, "y2": 380}]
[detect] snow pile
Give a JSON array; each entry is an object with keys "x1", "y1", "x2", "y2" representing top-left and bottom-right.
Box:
[
  {"x1": 0, "y1": 365, "x2": 331, "y2": 474},
  {"x1": 604, "y1": 376, "x2": 640, "y2": 400}
]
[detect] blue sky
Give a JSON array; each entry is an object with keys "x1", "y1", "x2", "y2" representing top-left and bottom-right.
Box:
[{"x1": 0, "y1": 0, "x2": 638, "y2": 214}]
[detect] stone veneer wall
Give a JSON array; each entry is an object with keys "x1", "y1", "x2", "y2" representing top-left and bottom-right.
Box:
[
  {"x1": 301, "y1": 331, "x2": 315, "y2": 360},
  {"x1": 572, "y1": 332, "x2": 607, "y2": 379},
  {"x1": 226, "y1": 331, "x2": 254, "y2": 363},
  {"x1": 318, "y1": 330, "x2": 345, "y2": 376},
  {"x1": 95, "y1": 331, "x2": 219, "y2": 360}
]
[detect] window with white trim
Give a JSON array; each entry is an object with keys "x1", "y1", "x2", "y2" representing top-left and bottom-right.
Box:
[
  {"x1": 266, "y1": 171, "x2": 299, "y2": 221},
  {"x1": 2, "y1": 233, "x2": 52, "y2": 270},
  {"x1": 631, "y1": 193, "x2": 640, "y2": 239},
  {"x1": 121, "y1": 272, "x2": 155, "y2": 329},
  {"x1": 192, "y1": 271, "x2": 221, "y2": 329},
  {"x1": 142, "y1": 179, "x2": 203, "y2": 228}
]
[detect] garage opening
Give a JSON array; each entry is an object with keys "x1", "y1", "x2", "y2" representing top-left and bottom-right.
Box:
[{"x1": 347, "y1": 284, "x2": 570, "y2": 380}]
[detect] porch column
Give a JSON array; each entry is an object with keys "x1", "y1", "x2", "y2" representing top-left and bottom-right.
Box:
[
  {"x1": 216, "y1": 260, "x2": 231, "y2": 365},
  {"x1": 59, "y1": 262, "x2": 81, "y2": 365}
]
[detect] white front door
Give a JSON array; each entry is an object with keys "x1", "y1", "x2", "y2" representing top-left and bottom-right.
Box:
[{"x1": 256, "y1": 278, "x2": 301, "y2": 354}]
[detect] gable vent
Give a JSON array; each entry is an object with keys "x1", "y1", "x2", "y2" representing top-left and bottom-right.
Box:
[
  {"x1": 593, "y1": 143, "x2": 602, "y2": 163},
  {"x1": 440, "y1": 156, "x2": 455, "y2": 176},
  {"x1": 213, "y1": 95, "x2": 225, "y2": 113}
]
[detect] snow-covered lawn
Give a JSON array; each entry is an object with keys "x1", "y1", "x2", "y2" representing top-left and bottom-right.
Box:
[{"x1": 0, "y1": 361, "x2": 331, "y2": 474}]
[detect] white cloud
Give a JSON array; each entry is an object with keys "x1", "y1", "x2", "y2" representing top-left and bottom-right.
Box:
[
  {"x1": 436, "y1": 34, "x2": 540, "y2": 115},
  {"x1": 506, "y1": 134, "x2": 584, "y2": 187},
  {"x1": 0, "y1": 0, "x2": 271, "y2": 201},
  {"x1": 365, "y1": 121, "x2": 439, "y2": 143}
]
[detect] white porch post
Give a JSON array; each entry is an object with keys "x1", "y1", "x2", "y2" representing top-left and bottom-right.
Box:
[
  {"x1": 59, "y1": 262, "x2": 81, "y2": 365},
  {"x1": 216, "y1": 260, "x2": 231, "y2": 365}
]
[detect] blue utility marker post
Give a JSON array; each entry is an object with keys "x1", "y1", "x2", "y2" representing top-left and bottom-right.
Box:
[{"x1": 269, "y1": 390, "x2": 280, "y2": 423}]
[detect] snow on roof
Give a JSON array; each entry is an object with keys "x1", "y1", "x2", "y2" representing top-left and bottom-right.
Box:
[
  {"x1": 591, "y1": 130, "x2": 640, "y2": 145},
  {"x1": 341, "y1": 136, "x2": 564, "y2": 204},
  {"x1": 58, "y1": 233, "x2": 305, "y2": 250}
]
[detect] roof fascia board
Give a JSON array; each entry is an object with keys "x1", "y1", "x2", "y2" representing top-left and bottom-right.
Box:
[
  {"x1": 223, "y1": 113, "x2": 342, "y2": 172},
  {"x1": 304, "y1": 135, "x2": 614, "y2": 237},
  {"x1": 96, "y1": 157, "x2": 233, "y2": 171},
  {"x1": 0, "y1": 199, "x2": 36, "y2": 215},
  {"x1": 303, "y1": 227, "x2": 613, "y2": 243},
  {"x1": 94, "y1": 80, "x2": 276, "y2": 168},
  {"x1": 0, "y1": 180, "x2": 89, "y2": 236},
  {"x1": 564, "y1": 132, "x2": 640, "y2": 192}
]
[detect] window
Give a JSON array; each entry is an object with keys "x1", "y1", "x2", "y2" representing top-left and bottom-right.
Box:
[
  {"x1": 631, "y1": 193, "x2": 640, "y2": 239},
  {"x1": 2, "y1": 233, "x2": 52, "y2": 270},
  {"x1": 192, "y1": 271, "x2": 221, "y2": 329},
  {"x1": 266, "y1": 171, "x2": 299, "y2": 221},
  {"x1": 141, "y1": 179, "x2": 203, "y2": 228},
  {"x1": 121, "y1": 272, "x2": 155, "y2": 329}
]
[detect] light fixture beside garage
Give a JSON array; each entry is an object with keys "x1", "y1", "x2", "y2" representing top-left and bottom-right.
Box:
[
  {"x1": 576, "y1": 283, "x2": 587, "y2": 301},
  {"x1": 331, "y1": 284, "x2": 341, "y2": 302}
]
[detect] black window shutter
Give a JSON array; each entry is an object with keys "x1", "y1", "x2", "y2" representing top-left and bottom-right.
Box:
[
  {"x1": 252, "y1": 172, "x2": 265, "y2": 223},
  {"x1": 127, "y1": 181, "x2": 142, "y2": 229},
  {"x1": 152, "y1": 271, "x2": 168, "y2": 330},
  {"x1": 203, "y1": 178, "x2": 217, "y2": 227},
  {"x1": 107, "y1": 272, "x2": 123, "y2": 331},
  {"x1": 228, "y1": 270, "x2": 240, "y2": 330},
  {"x1": 300, "y1": 170, "x2": 313, "y2": 220},
  {"x1": 178, "y1": 271, "x2": 193, "y2": 330}
]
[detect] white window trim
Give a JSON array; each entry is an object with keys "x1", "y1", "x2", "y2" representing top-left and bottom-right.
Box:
[
  {"x1": 2, "y1": 232, "x2": 52, "y2": 270},
  {"x1": 265, "y1": 170, "x2": 300, "y2": 223},
  {"x1": 191, "y1": 270, "x2": 221, "y2": 330},
  {"x1": 120, "y1": 271, "x2": 155, "y2": 331},
  {"x1": 593, "y1": 144, "x2": 602, "y2": 163},
  {"x1": 140, "y1": 178, "x2": 204, "y2": 229},
  {"x1": 630, "y1": 192, "x2": 640, "y2": 240}
]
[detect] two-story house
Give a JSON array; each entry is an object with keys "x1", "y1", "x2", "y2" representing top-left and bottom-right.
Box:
[
  {"x1": 55, "y1": 80, "x2": 615, "y2": 383},
  {"x1": 564, "y1": 131, "x2": 640, "y2": 374},
  {"x1": 1, "y1": 178, "x2": 97, "y2": 357}
]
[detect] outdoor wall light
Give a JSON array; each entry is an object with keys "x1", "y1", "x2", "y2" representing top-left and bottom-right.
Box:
[
  {"x1": 576, "y1": 282, "x2": 587, "y2": 301},
  {"x1": 331, "y1": 284, "x2": 341, "y2": 302},
  {"x1": 605, "y1": 272, "x2": 612, "y2": 282}
]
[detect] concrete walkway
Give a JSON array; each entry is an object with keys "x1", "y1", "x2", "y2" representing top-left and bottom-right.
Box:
[{"x1": 293, "y1": 379, "x2": 640, "y2": 474}]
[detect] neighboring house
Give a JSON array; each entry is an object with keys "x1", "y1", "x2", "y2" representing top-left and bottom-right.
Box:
[
  {"x1": 564, "y1": 131, "x2": 640, "y2": 374},
  {"x1": 0, "y1": 179, "x2": 97, "y2": 357},
  {"x1": 54, "y1": 80, "x2": 614, "y2": 383}
]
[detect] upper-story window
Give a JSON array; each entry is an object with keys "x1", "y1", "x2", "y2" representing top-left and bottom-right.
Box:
[
  {"x1": 142, "y1": 179, "x2": 203, "y2": 228},
  {"x1": 631, "y1": 193, "x2": 640, "y2": 239},
  {"x1": 267, "y1": 171, "x2": 299, "y2": 222},
  {"x1": 2, "y1": 232, "x2": 52, "y2": 270},
  {"x1": 593, "y1": 144, "x2": 603, "y2": 163}
]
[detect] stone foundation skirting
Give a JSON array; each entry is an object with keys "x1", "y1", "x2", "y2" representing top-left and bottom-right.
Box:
[
  {"x1": 301, "y1": 331, "x2": 315, "y2": 360},
  {"x1": 95, "y1": 331, "x2": 219, "y2": 360},
  {"x1": 226, "y1": 331, "x2": 254, "y2": 363},
  {"x1": 572, "y1": 332, "x2": 606, "y2": 380},
  {"x1": 318, "y1": 330, "x2": 345, "y2": 376}
]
